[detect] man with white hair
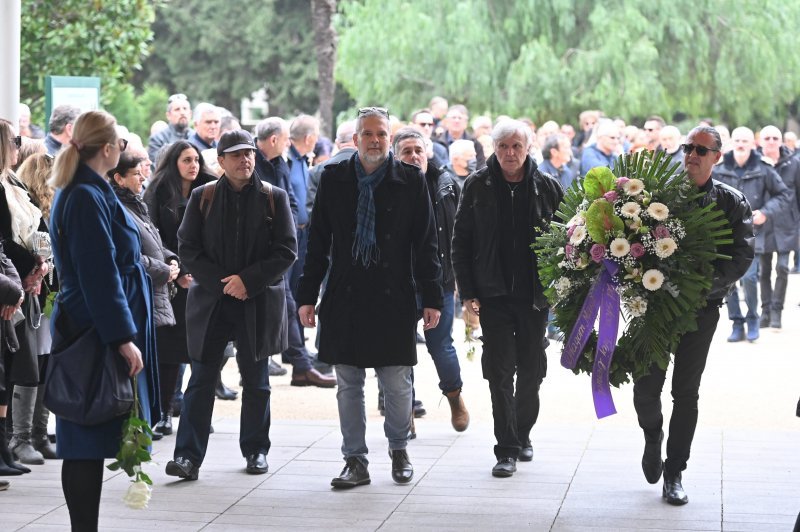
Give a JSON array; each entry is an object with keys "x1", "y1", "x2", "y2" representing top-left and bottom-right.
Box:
[
  {"x1": 188, "y1": 103, "x2": 221, "y2": 151},
  {"x1": 452, "y1": 120, "x2": 563, "y2": 478},
  {"x1": 18, "y1": 103, "x2": 43, "y2": 139},
  {"x1": 756, "y1": 124, "x2": 800, "y2": 328},
  {"x1": 712, "y1": 126, "x2": 789, "y2": 342},
  {"x1": 659, "y1": 125, "x2": 684, "y2": 172},
  {"x1": 447, "y1": 139, "x2": 477, "y2": 189}
]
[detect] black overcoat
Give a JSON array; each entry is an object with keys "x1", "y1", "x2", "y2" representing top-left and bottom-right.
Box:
[
  {"x1": 296, "y1": 155, "x2": 443, "y2": 368},
  {"x1": 178, "y1": 175, "x2": 297, "y2": 362}
]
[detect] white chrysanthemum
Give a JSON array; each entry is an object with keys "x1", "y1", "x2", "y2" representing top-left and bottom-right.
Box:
[
  {"x1": 620, "y1": 202, "x2": 641, "y2": 218},
  {"x1": 623, "y1": 179, "x2": 644, "y2": 196},
  {"x1": 123, "y1": 480, "x2": 151, "y2": 510},
  {"x1": 569, "y1": 226, "x2": 587, "y2": 245},
  {"x1": 554, "y1": 277, "x2": 572, "y2": 296},
  {"x1": 654, "y1": 237, "x2": 677, "y2": 258},
  {"x1": 647, "y1": 202, "x2": 669, "y2": 221},
  {"x1": 609, "y1": 238, "x2": 630, "y2": 258},
  {"x1": 642, "y1": 269, "x2": 665, "y2": 291},
  {"x1": 626, "y1": 296, "x2": 648, "y2": 317}
]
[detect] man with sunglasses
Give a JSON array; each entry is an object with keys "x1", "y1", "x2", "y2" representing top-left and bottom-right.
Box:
[
  {"x1": 755, "y1": 125, "x2": 800, "y2": 328},
  {"x1": 712, "y1": 126, "x2": 789, "y2": 342},
  {"x1": 297, "y1": 107, "x2": 442, "y2": 489},
  {"x1": 634, "y1": 126, "x2": 753, "y2": 506},
  {"x1": 147, "y1": 93, "x2": 194, "y2": 168},
  {"x1": 410, "y1": 109, "x2": 448, "y2": 168}
]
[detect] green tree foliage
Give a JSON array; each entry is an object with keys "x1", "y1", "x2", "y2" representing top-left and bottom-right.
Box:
[
  {"x1": 105, "y1": 83, "x2": 169, "y2": 141},
  {"x1": 20, "y1": 0, "x2": 160, "y2": 124},
  {"x1": 336, "y1": 0, "x2": 800, "y2": 126},
  {"x1": 136, "y1": 0, "x2": 318, "y2": 119}
]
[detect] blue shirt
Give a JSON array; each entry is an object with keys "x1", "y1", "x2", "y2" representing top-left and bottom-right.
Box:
[
  {"x1": 580, "y1": 144, "x2": 617, "y2": 176},
  {"x1": 288, "y1": 144, "x2": 310, "y2": 226}
]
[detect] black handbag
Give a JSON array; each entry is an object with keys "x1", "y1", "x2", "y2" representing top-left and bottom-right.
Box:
[{"x1": 43, "y1": 323, "x2": 133, "y2": 426}]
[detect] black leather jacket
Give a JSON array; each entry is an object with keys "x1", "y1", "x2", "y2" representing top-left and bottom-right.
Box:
[
  {"x1": 425, "y1": 165, "x2": 459, "y2": 291},
  {"x1": 451, "y1": 155, "x2": 563, "y2": 310},
  {"x1": 698, "y1": 177, "x2": 755, "y2": 301}
]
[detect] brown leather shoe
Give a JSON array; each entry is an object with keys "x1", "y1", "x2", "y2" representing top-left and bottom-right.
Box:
[
  {"x1": 291, "y1": 368, "x2": 337, "y2": 388},
  {"x1": 445, "y1": 389, "x2": 470, "y2": 432}
]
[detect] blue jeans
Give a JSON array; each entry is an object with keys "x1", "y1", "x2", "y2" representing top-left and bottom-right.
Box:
[
  {"x1": 335, "y1": 364, "x2": 411, "y2": 464},
  {"x1": 422, "y1": 290, "x2": 462, "y2": 393},
  {"x1": 725, "y1": 254, "x2": 760, "y2": 323}
]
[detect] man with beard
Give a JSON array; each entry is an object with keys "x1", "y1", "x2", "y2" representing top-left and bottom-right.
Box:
[
  {"x1": 297, "y1": 108, "x2": 442, "y2": 488},
  {"x1": 148, "y1": 93, "x2": 193, "y2": 167}
]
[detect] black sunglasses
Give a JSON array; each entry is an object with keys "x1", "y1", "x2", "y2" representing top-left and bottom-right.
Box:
[
  {"x1": 358, "y1": 106, "x2": 389, "y2": 118},
  {"x1": 10, "y1": 136, "x2": 21, "y2": 149},
  {"x1": 681, "y1": 143, "x2": 719, "y2": 156}
]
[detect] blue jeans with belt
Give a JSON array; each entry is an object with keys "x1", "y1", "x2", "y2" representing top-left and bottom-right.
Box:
[{"x1": 335, "y1": 364, "x2": 411, "y2": 464}]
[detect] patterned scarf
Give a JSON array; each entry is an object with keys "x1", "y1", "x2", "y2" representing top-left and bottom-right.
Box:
[{"x1": 352, "y1": 152, "x2": 391, "y2": 266}]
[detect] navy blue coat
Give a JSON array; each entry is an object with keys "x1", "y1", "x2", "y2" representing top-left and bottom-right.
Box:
[{"x1": 49, "y1": 164, "x2": 157, "y2": 459}]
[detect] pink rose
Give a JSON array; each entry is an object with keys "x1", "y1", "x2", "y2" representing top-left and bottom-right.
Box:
[
  {"x1": 630, "y1": 242, "x2": 645, "y2": 258},
  {"x1": 590, "y1": 243, "x2": 606, "y2": 263},
  {"x1": 603, "y1": 190, "x2": 619, "y2": 202},
  {"x1": 567, "y1": 226, "x2": 575, "y2": 237},
  {"x1": 565, "y1": 244, "x2": 575, "y2": 257},
  {"x1": 653, "y1": 225, "x2": 670, "y2": 239},
  {"x1": 616, "y1": 177, "x2": 630, "y2": 187}
]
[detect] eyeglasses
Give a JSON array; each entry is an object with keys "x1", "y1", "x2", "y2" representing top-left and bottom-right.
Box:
[
  {"x1": 168, "y1": 93, "x2": 188, "y2": 104},
  {"x1": 10, "y1": 136, "x2": 21, "y2": 149},
  {"x1": 681, "y1": 143, "x2": 719, "y2": 156},
  {"x1": 358, "y1": 106, "x2": 389, "y2": 118},
  {"x1": 762, "y1": 136, "x2": 781, "y2": 141},
  {"x1": 117, "y1": 138, "x2": 128, "y2": 152},
  {"x1": 644, "y1": 127, "x2": 657, "y2": 132},
  {"x1": 416, "y1": 122, "x2": 434, "y2": 127}
]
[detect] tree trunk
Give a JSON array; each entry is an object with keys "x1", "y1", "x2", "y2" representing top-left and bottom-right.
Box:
[{"x1": 311, "y1": 0, "x2": 337, "y2": 139}]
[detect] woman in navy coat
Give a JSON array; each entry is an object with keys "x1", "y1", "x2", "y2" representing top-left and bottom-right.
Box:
[{"x1": 49, "y1": 111, "x2": 157, "y2": 531}]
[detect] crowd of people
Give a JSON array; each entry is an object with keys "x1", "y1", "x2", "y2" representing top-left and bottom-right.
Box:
[{"x1": 0, "y1": 93, "x2": 799, "y2": 530}]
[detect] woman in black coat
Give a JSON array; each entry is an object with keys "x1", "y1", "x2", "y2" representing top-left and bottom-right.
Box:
[
  {"x1": 110, "y1": 151, "x2": 179, "y2": 433},
  {"x1": 143, "y1": 141, "x2": 215, "y2": 429}
]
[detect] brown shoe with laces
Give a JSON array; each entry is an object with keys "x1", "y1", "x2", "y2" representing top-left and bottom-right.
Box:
[{"x1": 445, "y1": 389, "x2": 470, "y2": 432}]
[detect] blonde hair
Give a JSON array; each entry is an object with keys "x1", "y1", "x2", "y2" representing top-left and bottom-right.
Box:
[
  {"x1": 13, "y1": 137, "x2": 46, "y2": 172},
  {"x1": 0, "y1": 119, "x2": 16, "y2": 174},
  {"x1": 17, "y1": 153, "x2": 55, "y2": 222},
  {"x1": 49, "y1": 110, "x2": 117, "y2": 189}
]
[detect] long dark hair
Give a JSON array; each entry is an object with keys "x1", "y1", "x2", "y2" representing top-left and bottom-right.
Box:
[{"x1": 145, "y1": 141, "x2": 215, "y2": 211}]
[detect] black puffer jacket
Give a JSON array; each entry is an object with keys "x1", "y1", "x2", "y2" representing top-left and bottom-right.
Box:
[
  {"x1": 114, "y1": 184, "x2": 177, "y2": 328},
  {"x1": 425, "y1": 165, "x2": 459, "y2": 292},
  {"x1": 758, "y1": 146, "x2": 800, "y2": 253},
  {"x1": 697, "y1": 177, "x2": 755, "y2": 300},
  {"x1": 451, "y1": 154, "x2": 563, "y2": 310}
]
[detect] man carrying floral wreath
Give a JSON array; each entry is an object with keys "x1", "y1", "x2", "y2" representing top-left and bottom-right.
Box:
[
  {"x1": 451, "y1": 119, "x2": 563, "y2": 478},
  {"x1": 634, "y1": 125, "x2": 753, "y2": 505}
]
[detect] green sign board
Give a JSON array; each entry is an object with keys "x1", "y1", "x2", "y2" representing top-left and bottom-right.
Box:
[{"x1": 44, "y1": 76, "x2": 100, "y2": 132}]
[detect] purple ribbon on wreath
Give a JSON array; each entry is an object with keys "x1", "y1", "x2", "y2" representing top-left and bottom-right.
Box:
[{"x1": 561, "y1": 258, "x2": 620, "y2": 418}]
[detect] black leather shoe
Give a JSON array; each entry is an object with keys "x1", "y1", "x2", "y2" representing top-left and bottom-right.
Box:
[
  {"x1": 492, "y1": 457, "x2": 516, "y2": 478},
  {"x1": 662, "y1": 470, "x2": 689, "y2": 505},
  {"x1": 154, "y1": 413, "x2": 173, "y2": 436},
  {"x1": 331, "y1": 457, "x2": 370, "y2": 489},
  {"x1": 518, "y1": 441, "x2": 533, "y2": 462},
  {"x1": 245, "y1": 453, "x2": 268, "y2": 474},
  {"x1": 151, "y1": 431, "x2": 163, "y2": 441},
  {"x1": 642, "y1": 430, "x2": 664, "y2": 484},
  {"x1": 165, "y1": 457, "x2": 199, "y2": 480},
  {"x1": 389, "y1": 449, "x2": 413, "y2": 484},
  {"x1": 215, "y1": 380, "x2": 238, "y2": 400}
]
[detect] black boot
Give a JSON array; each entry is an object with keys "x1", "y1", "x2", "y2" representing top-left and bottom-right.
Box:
[
  {"x1": 32, "y1": 384, "x2": 57, "y2": 459},
  {"x1": 153, "y1": 412, "x2": 173, "y2": 436},
  {"x1": 662, "y1": 470, "x2": 689, "y2": 505},
  {"x1": 215, "y1": 357, "x2": 238, "y2": 400},
  {"x1": 0, "y1": 419, "x2": 29, "y2": 475}
]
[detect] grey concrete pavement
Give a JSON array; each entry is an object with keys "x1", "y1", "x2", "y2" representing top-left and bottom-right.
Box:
[{"x1": 4, "y1": 277, "x2": 800, "y2": 530}]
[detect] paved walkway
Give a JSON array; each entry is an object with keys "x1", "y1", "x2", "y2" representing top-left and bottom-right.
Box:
[{"x1": 4, "y1": 280, "x2": 800, "y2": 530}]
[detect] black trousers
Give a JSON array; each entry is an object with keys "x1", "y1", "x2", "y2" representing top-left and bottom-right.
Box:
[
  {"x1": 62, "y1": 459, "x2": 104, "y2": 532},
  {"x1": 479, "y1": 297, "x2": 548, "y2": 459},
  {"x1": 633, "y1": 304, "x2": 720, "y2": 475},
  {"x1": 173, "y1": 298, "x2": 271, "y2": 465}
]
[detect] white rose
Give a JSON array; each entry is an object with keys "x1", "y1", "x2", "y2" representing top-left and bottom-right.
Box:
[
  {"x1": 569, "y1": 225, "x2": 587, "y2": 245},
  {"x1": 642, "y1": 269, "x2": 665, "y2": 291},
  {"x1": 620, "y1": 201, "x2": 641, "y2": 218},
  {"x1": 123, "y1": 480, "x2": 152, "y2": 510},
  {"x1": 646, "y1": 202, "x2": 669, "y2": 221},
  {"x1": 654, "y1": 237, "x2": 677, "y2": 258},
  {"x1": 623, "y1": 179, "x2": 644, "y2": 196},
  {"x1": 609, "y1": 237, "x2": 631, "y2": 258}
]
